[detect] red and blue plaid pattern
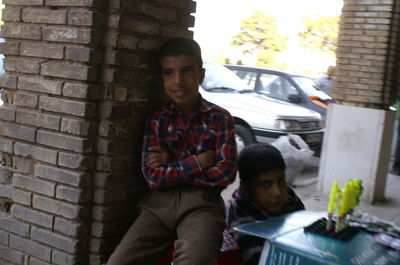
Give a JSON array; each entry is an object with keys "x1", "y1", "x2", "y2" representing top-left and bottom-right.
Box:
[{"x1": 142, "y1": 97, "x2": 237, "y2": 188}]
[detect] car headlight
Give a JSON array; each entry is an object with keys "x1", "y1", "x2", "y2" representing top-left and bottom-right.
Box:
[{"x1": 275, "y1": 119, "x2": 302, "y2": 131}]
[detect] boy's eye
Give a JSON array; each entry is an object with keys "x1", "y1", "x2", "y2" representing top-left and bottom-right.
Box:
[
  {"x1": 183, "y1": 68, "x2": 193, "y2": 75},
  {"x1": 261, "y1": 182, "x2": 272, "y2": 189},
  {"x1": 163, "y1": 70, "x2": 173, "y2": 77}
]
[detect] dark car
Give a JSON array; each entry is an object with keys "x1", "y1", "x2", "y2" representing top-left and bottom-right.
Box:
[{"x1": 225, "y1": 65, "x2": 333, "y2": 119}]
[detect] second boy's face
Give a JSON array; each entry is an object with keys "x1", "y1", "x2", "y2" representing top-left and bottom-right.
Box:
[
  {"x1": 246, "y1": 169, "x2": 288, "y2": 214},
  {"x1": 160, "y1": 55, "x2": 205, "y2": 113}
]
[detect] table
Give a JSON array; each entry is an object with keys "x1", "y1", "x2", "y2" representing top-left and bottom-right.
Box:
[{"x1": 233, "y1": 210, "x2": 400, "y2": 265}]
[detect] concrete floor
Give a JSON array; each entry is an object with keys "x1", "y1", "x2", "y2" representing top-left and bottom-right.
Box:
[{"x1": 222, "y1": 157, "x2": 400, "y2": 226}]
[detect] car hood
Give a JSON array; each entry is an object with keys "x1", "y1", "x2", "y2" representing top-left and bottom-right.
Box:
[{"x1": 200, "y1": 88, "x2": 321, "y2": 119}]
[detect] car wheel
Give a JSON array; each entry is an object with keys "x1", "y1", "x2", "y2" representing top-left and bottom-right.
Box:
[{"x1": 235, "y1": 125, "x2": 256, "y2": 153}]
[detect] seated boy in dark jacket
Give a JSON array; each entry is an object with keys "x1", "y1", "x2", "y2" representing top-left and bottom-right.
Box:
[{"x1": 227, "y1": 143, "x2": 305, "y2": 265}]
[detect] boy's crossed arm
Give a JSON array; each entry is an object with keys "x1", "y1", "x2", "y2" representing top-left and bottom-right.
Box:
[
  {"x1": 142, "y1": 116, "x2": 237, "y2": 189},
  {"x1": 146, "y1": 146, "x2": 216, "y2": 170}
]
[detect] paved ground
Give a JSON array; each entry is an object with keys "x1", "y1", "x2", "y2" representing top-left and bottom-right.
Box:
[{"x1": 222, "y1": 157, "x2": 400, "y2": 226}]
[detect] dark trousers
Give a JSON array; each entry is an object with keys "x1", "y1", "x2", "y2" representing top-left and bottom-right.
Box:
[
  {"x1": 393, "y1": 121, "x2": 400, "y2": 174},
  {"x1": 106, "y1": 186, "x2": 226, "y2": 265}
]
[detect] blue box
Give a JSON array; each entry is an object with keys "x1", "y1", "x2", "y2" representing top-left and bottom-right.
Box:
[{"x1": 234, "y1": 210, "x2": 400, "y2": 265}]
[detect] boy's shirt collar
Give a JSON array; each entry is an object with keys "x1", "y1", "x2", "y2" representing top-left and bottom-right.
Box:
[{"x1": 168, "y1": 94, "x2": 212, "y2": 117}]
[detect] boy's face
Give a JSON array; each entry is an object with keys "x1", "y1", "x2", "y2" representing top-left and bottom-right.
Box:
[
  {"x1": 160, "y1": 54, "x2": 205, "y2": 112},
  {"x1": 245, "y1": 169, "x2": 288, "y2": 214}
]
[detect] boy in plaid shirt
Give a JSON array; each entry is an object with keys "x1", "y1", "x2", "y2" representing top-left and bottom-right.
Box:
[{"x1": 107, "y1": 37, "x2": 237, "y2": 265}]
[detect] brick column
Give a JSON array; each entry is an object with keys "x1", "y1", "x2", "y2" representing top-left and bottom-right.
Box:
[
  {"x1": 333, "y1": 0, "x2": 400, "y2": 107},
  {"x1": 0, "y1": 0, "x2": 196, "y2": 264},
  {"x1": 318, "y1": 0, "x2": 400, "y2": 203}
]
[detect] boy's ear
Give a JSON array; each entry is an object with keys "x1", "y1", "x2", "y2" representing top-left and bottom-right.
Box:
[
  {"x1": 199, "y1": 67, "x2": 205, "y2": 84},
  {"x1": 240, "y1": 180, "x2": 249, "y2": 193}
]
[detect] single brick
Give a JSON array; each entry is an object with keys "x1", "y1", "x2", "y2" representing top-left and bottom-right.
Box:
[
  {"x1": 22, "y1": 8, "x2": 67, "y2": 24},
  {"x1": 13, "y1": 174, "x2": 55, "y2": 196},
  {"x1": 0, "y1": 121, "x2": 36, "y2": 142},
  {"x1": 0, "y1": 23, "x2": 41, "y2": 40},
  {"x1": 14, "y1": 142, "x2": 58, "y2": 164},
  {"x1": 0, "y1": 137, "x2": 13, "y2": 153},
  {"x1": 63, "y1": 82, "x2": 103, "y2": 100},
  {"x1": 32, "y1": 227, "x2": 82, "y2": 254},
  {"x1": 18, "y1": 75, "x2": 63, "y2": 95},
  {"x1": 2, "y1": 7, "x2": 21, "y2": 22},
  {"x1": 42, "y1": 26, "x2": 92, "y2": 44},
  {"x1": 117, "y1": 34, "x2": 139, "y2": 49},
  {"x1": 56, "y1": 185, "x2": 91, "y2": 203},
  {"x1": 160, "y1": 25, "x2": 192, "y2": 39},
  {"x1": 41, "y1": 61, "x2": 96, "y2": 81},
  {"x1": 60, "y1": 118, "x2": 94, "y2": 136},
  {"x1": 68, "y1": 10, "x2": 94, "y2": 26},
  {"x1": 58, "y1": 152, "x2": 93, "y2": 170},
  {"x1": 47, "y1": 0, "x2": 98, "y2": 6},
  {"x1": 39, "y1": 96, "x2": 96, "y2": 117},
  {"x1": 10, "y1": 234, "x2": 51, "y2": 262},
  {"x1": 54, "y1": 217, "x2": 86, "y2": 237},
  {"x1": 16, "y1": 109, "x2": 60, "y2": 130},
  {"x1": 0, "y1": 105, "x2": 16, "y2": 121},
  {"x1": 0, "y1": 216, "x2": 30, "y2": 237},
  {"x1": 65, "y1": 46, "x2": 97, "y2": 62},
  {"x1": 4, "y1": 0, "x2": 43, "y2": 4},
  {"x1": 11, "y1": 204, "x2": 53, "y2": 228},
  {"x1": 52, "y1": 250, "x2": 86, "y2": 265},
  {"x1": 33, "y1": 194, "x2": 81, "y2": 219},
  {"x1": 14, "y1": 92, "x2": 39, "y2": 108},
  {"x1": 0, "y1": 245, "x2": 24, "y2": 264},
  {"x1": 30, "y1": 258, "x2": 52, "y2": 265},
  {"x1": 34, "y1": 164, "x2": 90, "y2": 187},
  {"x1": 0, "y1": 185, "x2": 31, "y2": 205},
  {"x1": 120, "y1": 17, "x2": 159, "y2": 35},
  {"x1": 4, "y1": 57, "x2": 43, "y2": 74},
  {"x1": 0, "y1": 74, "x2": 18, "y2": 89},
  {"x1": 21, "y1": 42, "x2": 64, "y2": 59},
  {"x1": 37, "y1": 129, "x2": 91, "y2": 153}
]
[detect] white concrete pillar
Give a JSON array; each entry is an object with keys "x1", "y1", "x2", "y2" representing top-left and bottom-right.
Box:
[{"x1": 317, "y1": 104, "x2": 395, "y2": 203}]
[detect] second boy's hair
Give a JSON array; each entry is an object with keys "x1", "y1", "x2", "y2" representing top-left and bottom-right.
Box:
[
  {"x1": 159, "y1": 37, "x2": 203, "y2": 68},
  {"x1": 238, "y1": 143, "x2": 286, "y2": 185}
]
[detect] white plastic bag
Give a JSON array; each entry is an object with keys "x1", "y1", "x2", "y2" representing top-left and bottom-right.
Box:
[{"x1": 271, "y1": 134, "x2": 314, "y2": 184}]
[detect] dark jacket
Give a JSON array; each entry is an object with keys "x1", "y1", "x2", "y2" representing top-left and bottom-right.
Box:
[{"x1": 227, "y1": 186, "x2": 305, "y2": 265}]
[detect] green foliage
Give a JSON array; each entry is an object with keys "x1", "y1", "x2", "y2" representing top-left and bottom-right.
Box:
[
  {"x1": 298, "y1": 15, "x2": 339, "y2": 56},
  {"x1": 231, "y1": 11, "x2": 287, "y2": 69}
]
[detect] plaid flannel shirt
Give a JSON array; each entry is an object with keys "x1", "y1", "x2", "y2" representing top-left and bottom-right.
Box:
[{"x1": 141, "y1": 97, "x2": 237, "y2": 189}]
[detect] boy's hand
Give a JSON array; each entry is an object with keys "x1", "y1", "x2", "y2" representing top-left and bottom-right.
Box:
[
  {"x1": 197, "y1": 150, "x2": 216, "y2": 170},
  {"x1": 146, "y1": 146, "x2": 173, "y2": 168}
]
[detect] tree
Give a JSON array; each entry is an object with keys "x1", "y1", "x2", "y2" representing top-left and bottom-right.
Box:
[
  {"x1": 231, "y1": 11, "x2": 287, "y2": 69},
  {"x1": 298, "y1": 15, "x2": 339, "y2": 56}
]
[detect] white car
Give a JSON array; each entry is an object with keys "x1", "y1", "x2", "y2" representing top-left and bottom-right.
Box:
[{"x1": 201, "y1": 63, "x2": 324, "y2": 155}]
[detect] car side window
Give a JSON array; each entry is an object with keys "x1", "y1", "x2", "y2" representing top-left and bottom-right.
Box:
[
  {"x1": 231, "y1": 70, "x2": 257, "y2": 89},
  {"x1": 259, "y1": 73, "x2": 299, "y2": 101}
]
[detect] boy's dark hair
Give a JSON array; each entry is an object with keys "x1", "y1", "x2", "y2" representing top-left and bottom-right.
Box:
[
  {"x1": 238, "y1": 143, "x2": 286, "y2": 185},
  {"x1": 159, "y1": 37, "x2": 203, "y2": 68}
]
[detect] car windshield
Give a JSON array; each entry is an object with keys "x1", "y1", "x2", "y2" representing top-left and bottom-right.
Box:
[
  {"x1": 202, "y1": 63, "x2": 252, "y2": 92},
  {"x1": 292, "y1": 76, "x2": 331, "y2": 100}
]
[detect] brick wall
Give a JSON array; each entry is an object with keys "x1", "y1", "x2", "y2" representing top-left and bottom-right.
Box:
[
  {"x1": 334, "y1": 0, "x2": 400, "y2": 108},
  {"x1": 0, "y1": 0, "x2": 196, "y2": 264}
]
